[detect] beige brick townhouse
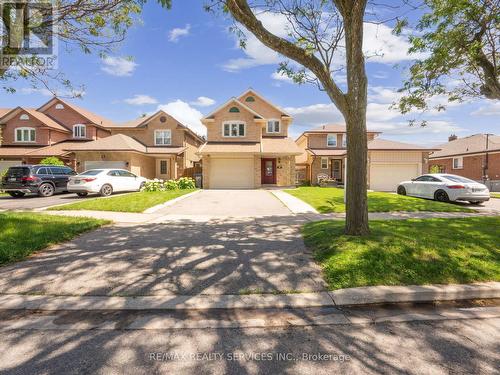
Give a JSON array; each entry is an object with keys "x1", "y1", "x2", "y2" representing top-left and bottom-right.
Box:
[
  {"x1": 296, "y1": 124, "x2": 437, "y2": 191},
  {"x1": 198, "y1": 89, "x2": 303, "y2": 189},
  {"x1": 66, "y1": 110, "x2": 204, "y2": 179}
]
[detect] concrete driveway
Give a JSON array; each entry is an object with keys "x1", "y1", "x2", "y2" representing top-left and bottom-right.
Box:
[
  {"x1": 0, "y1": 193, "x2": 82, "y2": 210},
  {"x1": 0, "y1": 215, "x2": 326, "y2": 296},
  {"x1": 155, "y1": 189, "x2": 291, "y2": 217}
]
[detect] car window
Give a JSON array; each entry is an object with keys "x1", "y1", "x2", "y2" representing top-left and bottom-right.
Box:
[
  {"x1": 36, "y1": 167, "x2": 51, "y2": 175},
  {"x1": 49, "y1": 167, "x2": 65, "y2": 175},
  {"x1": 414, "y1": 176, "x2": 431, "y2": 182},
  {"x1": 443, "y1": 175, "x2": 475, "y2": 183},
  {"x1": 118, "y1": 170, "x2": 135, "y2": 177},
  {"x1": 107, "y1": 170, "x2": 121, "y2": 177},
  {"x1": 63, "y1": 167, "x2": 76, "y2": 175},
  {"x1": 6, "y1": 167, "x2": 30, "y2": 177},
  {"x1": 80, "y1": 170, "x2": 103, "y2": 176},
  {"x1": 429, "y1": 176, "x2": 442, "y2": 182}
]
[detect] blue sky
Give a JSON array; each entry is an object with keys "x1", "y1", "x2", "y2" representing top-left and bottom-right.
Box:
[{"x1": 1, "y1": 1, "x2": 498, "y2": 144}]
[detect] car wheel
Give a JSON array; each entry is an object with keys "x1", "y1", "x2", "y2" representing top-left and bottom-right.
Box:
[
  {"x1": 100, "y1": 184, "x2": 113, "y2": 197},
  {"x1": 38, "y1": 183, "x2": 55, "y2": 197},
  {"x1": 468, "y1": 201, "x2": 482, "y2": 205},
  {"x1": 8, "y1": 191, "x2": 25, "y2": 198},
  {"x1": 434, "y1": 190, "x2": 449, "y2": 203},
  {"x1": 77, "y1": 192, "x2": 88, "y2": 197},
  {"x1": 397, "y1": 185, "x2": 406, "y2": 195}
]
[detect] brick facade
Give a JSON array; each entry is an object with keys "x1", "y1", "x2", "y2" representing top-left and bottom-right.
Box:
[{"x1": 430, "y1": 152, "x2": 500, "y2": 181}]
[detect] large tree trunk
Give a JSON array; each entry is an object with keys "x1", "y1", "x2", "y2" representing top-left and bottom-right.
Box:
[{"x1": 342, "y1": 0, "x2": 369, "y2": 235}]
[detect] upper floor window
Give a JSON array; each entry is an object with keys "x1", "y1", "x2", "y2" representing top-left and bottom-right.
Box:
[
  {"x1": 327, "y1": 134, "x2": 337, "y2": 147},
  {"x1": 73, "y1": 124, "x2": 86, "y2": 138},
  {"x1": 229, "y1": 106, "x2": 240, "y2": 113},
  {"x1": 342, "y1": 134, "x2": 347, "y2": 147},
  {"x1": 15, "y1": 127, "x2": 36, "y2": 142},
  {"x1": 155, "y1": 129, "x2": 171, "y2": 145},
  {"x1": 452, "y1": 157, "x2": 463, "y2": 169},
  {"x1": 223, "y1": 122, "x2": 245, "y2": 137},
  {"x1": 267, "y1": 120, "x2": 280, "y2": 133},
  {"x1": 55, "y1": 104, "x2": 64, "y2": 110},
  {"x1": 19, "y1": 114, "x2": 29, "y2": 120},
  {"x1": 245, "y1": 96, "x2": 255, "y2": 102}
]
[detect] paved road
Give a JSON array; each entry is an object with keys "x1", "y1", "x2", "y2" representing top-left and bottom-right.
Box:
[
  {"x1": 0, "y1": 215, "x2": 325, "y2": 296},
  {"x1": 155, "y1": 189, "x2": 291, "y2": 217},
  {"x1": 0, "y1": 192, "x2": 83, "y2": 210},
  {"x1": 0, "y1": 305, "x2": 498, "y2": 374}
]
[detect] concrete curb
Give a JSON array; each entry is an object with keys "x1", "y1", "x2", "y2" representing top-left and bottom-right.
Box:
[
  {"x1": 270, "y1": 190, "x2": 318, "y2": 214},
  {"x1": 0, "y1": 282, "x2": 498, "y2": 311},
  {"x1": 143, "y1": 189, "x2": 201, "y2": 214}
]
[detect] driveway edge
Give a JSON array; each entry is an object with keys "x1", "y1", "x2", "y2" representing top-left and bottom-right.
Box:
[
  {"x1": 1, "y1": 282, "x2": 498, "y2": 311},
  {"x1": 143, "y1": 189, "x2": 202, "y2": 214},
  {"x1": 270, "y1": 190, "x2": 318, "y2": 214}
]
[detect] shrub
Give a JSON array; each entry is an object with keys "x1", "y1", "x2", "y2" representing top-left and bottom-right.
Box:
[
  {"x1": 141, "y1": 177, "x2": 195, "y2": 192},
  {"x1": 40, "y1": 156, "x2": 65, "y2": 166}
]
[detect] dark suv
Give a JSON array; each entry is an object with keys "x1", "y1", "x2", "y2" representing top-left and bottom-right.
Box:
[{"x1": 1, "y1": 165, "x2": 76, "y2": 198}]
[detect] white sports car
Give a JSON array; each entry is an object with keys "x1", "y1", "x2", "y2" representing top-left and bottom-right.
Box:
[
  {"x1": 397, "y1": 174, "x2": 490, "y2": 204},
  {"x1": 67, "y1": 169, "x2": 147, "y2": 197}
]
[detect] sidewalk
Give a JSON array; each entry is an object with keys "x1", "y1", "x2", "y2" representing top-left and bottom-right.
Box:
[{"x1": 1, "y1": 282, "x2": 498, "y2": 311}]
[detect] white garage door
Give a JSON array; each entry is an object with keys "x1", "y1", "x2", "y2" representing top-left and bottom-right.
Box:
[
  {"x1": 0, "y1": 160, "x2": 22, "y2": 173},
  {"x1": 84, "y1": 161, "x2": 127, "y2": 171},
  {"x1": 370, "y1": 164, "x2": 419, "y2": 191},
  {"x1": 209, "y1": 158, "x2": 254, "y2": 189}
]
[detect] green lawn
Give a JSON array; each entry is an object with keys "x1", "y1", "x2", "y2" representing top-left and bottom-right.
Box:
[
  {"x1": 0, "y1": 213, "x2": 108, "y2": 265},
  {"x1": 285, "y1": 187, "x2": 472, "y2": 213},
  {"x1": 491, "y1": 192, "x2": 500, "y2": 199},
  {"x1": 303, "y1": 217, "x2": 500, "y2": 290},
  {"x1": 49, "y1": 189, "x2": 197, "y2": 213}
]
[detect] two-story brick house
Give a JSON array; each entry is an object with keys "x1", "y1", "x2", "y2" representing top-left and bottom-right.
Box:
[
  {"x1": 66, "y1": 110, "x2": 204, "y2": 179},
  {"x1": 296, "y1": 124, "x2": 436, "y2": 191},
  {"x1": 198, "y1": 90, "x2": 302, "y2": 188},
  {"x1": 0, "y1": 97, "x2": 113, "y2": 171}
]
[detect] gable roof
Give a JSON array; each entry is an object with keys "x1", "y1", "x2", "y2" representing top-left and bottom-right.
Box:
[
  {"x1": 237, "y1": 89, "x2": 291, "y2": 117},
  {"x1": 202, "y1": 98, "x2": 264, "y2": 121},
  {"x1": 367, "y1": 138, "x2": 438, "y2": 151},
  {"x1": 0, "y1": 107, "x2": 70, "y2": 133},
  {"x1": 0, "y1": 108, "x2": 11, "y2": 118},
  {"x1": 430, "y1": 134, "x2": 500, "y2": 158},
  {"x1": 37, "y1": 97, "x2": 115, "y2": 128},
  {"x1": 23, "y1": 140, "x2": 88, "y2": 157},
  {"x1": 64, "y1": 134, "x2": 186, "y2": 155}
]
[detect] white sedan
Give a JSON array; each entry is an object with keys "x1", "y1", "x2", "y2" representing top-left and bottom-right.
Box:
[
  {"x1": 397, "y1": 173, "x2": 490, "y2": 204},
  {"x1": 67, "y1": 169, "x2": 147, "y2": 197}
]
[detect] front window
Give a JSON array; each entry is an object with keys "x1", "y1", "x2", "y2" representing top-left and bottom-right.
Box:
[
  {"x1": 160, "y1": 160, "x2": 168, "y2": 175},
  {"x1": 452, "y1": 157, "x2": 463, "y2": 169},
  {"x1": 223, "y1": 122, "x2": 245, "y2": 137},
  {"x1": 327, "y1": 134, "x2": 337, "y2": 147},
  {"x1": 267, "y1": 120, "x2": 280, "y2": 133},
  {"x1": 342, "y1": 134, "x2": 347, "y2": 147},
  {"x1": 15, "y1": 127, "x2": 36, "y2": 142},
  {"x1": 321, "y1": 157, "x2": 328, "y2": 169},
  {"x1": 155, "y1": 130, "x2": 172, "y2": 145},
  {"x1": 73, "y1": 124, "x2": 86, "y2": 138}
]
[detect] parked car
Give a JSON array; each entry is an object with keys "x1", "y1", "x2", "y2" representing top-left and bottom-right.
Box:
[
  {"x1": 397, "y1": 174, "x2": 490, "y2": 204},
  {"x1": 1, "y1": 165, "x2": 76, "y2": 198},
  {"x1": 67, "y1": 169, "x2": 147, "y2": 197}
]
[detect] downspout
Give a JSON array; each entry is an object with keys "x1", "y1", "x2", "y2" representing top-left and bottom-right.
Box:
[{"x1": 483, "y1": 134, "x2": 490, "y2": 182}]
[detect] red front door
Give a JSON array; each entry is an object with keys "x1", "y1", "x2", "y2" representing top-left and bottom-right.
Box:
[{"x1": 261, "y1": 158, "x2": 276, "y2": 184}]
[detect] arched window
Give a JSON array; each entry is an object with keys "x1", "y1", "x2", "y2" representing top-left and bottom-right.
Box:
[
  {"x1": 55, "y1": 103, "x2": 64, "y2": 110},
  {"x1": 15, "y1": 127, "x2": 36, "y2": 142},
  {"x1": 245, "y1": 96, "x2": 255, "y2": 102},
  {"x1": 229, "y1": 106, "x2": 240, "y2": 113},
  {"x1": 19, "y1": 114, "x2": 29, "y2": 120},
  {"x1": 73, "y1": 124, "x2": 86, "y2": 138}
]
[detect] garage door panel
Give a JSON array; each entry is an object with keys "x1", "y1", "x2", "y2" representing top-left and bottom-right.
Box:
[
  {"x1": 0, "y1": 160, "x2": 22, "y2": 173},
  {"x1": 370, "y1": 164, "x2": 419, "y2": 191},
  {"x1": 84, "y1": 161, "x2": 127, "y2": 171},
  {"x1": 209, "y1": 158, "x2": 254, "y2": 189}
]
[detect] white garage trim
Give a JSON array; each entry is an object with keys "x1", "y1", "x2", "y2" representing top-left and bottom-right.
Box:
[
  {"x1": 209, "y1": 157, "x2": 255, "y2": 189},
  {"x1": 370, "y1": 163, "x2": 420, "y2": 191},
  {"x1": 84, "y1": 161, "x2": 127, "y2": 171},
  {"x1": 0, "y1": 160, "x2": 23, "y2": 173}
]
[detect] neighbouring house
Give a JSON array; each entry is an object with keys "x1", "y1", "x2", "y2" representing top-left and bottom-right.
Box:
[
  {"x1": 0, "y1": 97, "x2": 112, "y2": 172},
  {"x1": 198, "y1": 89, "x2": 303, "y2": 188},
  {"x1": 66, "y1": 110, "x2": 204, "y2": 179},
  {"x1": 296, "y1": 124, "x2": 436, "y2": 191},
  {"x1": 429, "y1": 134, "x2": 500, "y2": 191}
]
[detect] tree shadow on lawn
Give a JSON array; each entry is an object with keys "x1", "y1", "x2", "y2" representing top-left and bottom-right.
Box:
[{"x1": 304, "y1": 217, "x2": 500, "y2": 290}]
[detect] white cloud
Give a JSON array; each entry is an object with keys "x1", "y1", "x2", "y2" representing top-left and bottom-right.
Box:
[
  {"x1": 168, "y1": 24, "x2": 191, "y2": 43},
  {"x1": 189, "y1": 96, "x2": 216, "y2": 107},
  {"x1": 284, "y1": 103, "x2": 343, "y2": 128},
  {"x1": 101, "y1": 56, "x2": 137, "y2": 77},
  {"x1": 271, "y1": 71, "x2": 293, "y2": 83},
  {"x1": 124, "y1": 95, "x2": 158, "y2": 106},
  {"x1": 19, "y1": 87, "x2": 53, "y2": 96},
  {"x1": 367, "y1": 120, "x2": 466, "y2": 136},
  {"x1": 471, "y1": 101, "x2": 500, "y2": 116},
  {"x1": 157, "y1": 100, "x2": 205, "y2": 136}
]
